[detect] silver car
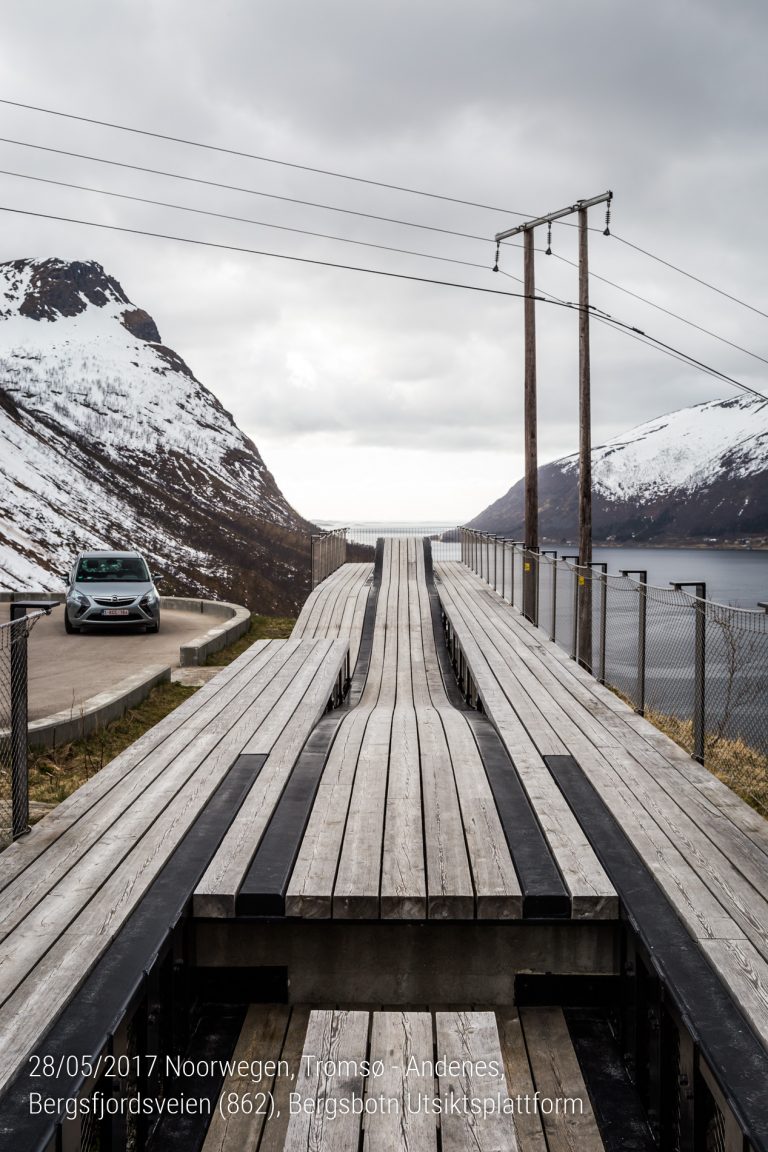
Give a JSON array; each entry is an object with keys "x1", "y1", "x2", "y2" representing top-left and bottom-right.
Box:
[{"x1": 64, "y1": 551, "x2": 161, "y2": 633}]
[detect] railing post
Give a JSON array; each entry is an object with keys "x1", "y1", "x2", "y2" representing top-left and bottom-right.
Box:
[
  {"x1": 563, "y1": 556, "x2": 579, "y2": 660},
  {"x1": 8, "y1": 607, "x2": 29, "y2": 840},
  {"x1": 622, "y1": 569, "x2": 647, "y2": 715},
  {"x1": 590, "y1": 562, "x2": 608, "y2": 683},
  {"x1": 541, "y1": 550, "x2": 558, "y2": 642},
  {"x1": 493, "y1": 535, "x2": 499, "y2": 592},
  {"x1": 7, "y1": 600, "x2": 59, "y2": 839},
  {"x1": 672, "y1": 582, "x2": 707, "y2": 764}
]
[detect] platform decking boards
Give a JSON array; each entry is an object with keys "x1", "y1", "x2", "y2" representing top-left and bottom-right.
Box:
[
  {"x1": 434, "y1": 560, "x2": 768, "y2": 1045},
  {"x1": 0, "y1": 636, "x2": 348, "y2": 1095},
  {"x1": 205, "y1": 1006, "x2": 605, "y2": 1152},
  {"x1": 286, "y1": 538, "x2": 524, "y2": 921},
  {"x1": 292, "y1": 562, "x2": 373, "y2": 671}
]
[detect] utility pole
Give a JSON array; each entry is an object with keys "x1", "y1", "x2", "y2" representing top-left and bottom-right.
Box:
[
  {"x1": 494, "y1": 190, "x2": 612, "y2": 650},
  {"x1": 522, "y1": 227, "x2": 538, "y2": 622}
]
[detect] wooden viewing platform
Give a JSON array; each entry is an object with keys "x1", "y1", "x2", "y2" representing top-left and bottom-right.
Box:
[{"x1": 1, "y1": 536, "x2": 767, "y2": 1151}]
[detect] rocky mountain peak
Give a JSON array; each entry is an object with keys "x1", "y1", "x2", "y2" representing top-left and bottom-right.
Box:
[{"x1": 1, "y1": 258, "x2": 162, "y2": 343}]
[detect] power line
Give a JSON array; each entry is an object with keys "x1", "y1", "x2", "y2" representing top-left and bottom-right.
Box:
[
  {"x1": 0, "y1": 95, "x2": 534, "y2": 219},
  {"x1": 4, "y1": 198, "x2": 764, "y2": 404},
  {"x1": 550, "y1": 251, "x2": 768, "y2": 368},
  {"x1": 0, "y1": 136, "x2": 493, "y2": 245},
  {"x1": 0, "y1": 202, "x2": 537, "y2": 301},
  {"x1": 0, "y1": 168, "x2": 493, "y2": 274},
  {"x1": 611, "y1": 232, "x2": 768, "y2": 322},
  {"x1": 497, "y1": 271, "x2": 767, "y2": 401}
]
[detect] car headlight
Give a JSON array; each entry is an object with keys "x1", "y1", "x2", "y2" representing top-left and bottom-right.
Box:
[
  {"x1": 140, "y1": 590, "x2": 158, "y2": 608},
  {"x1": 68, "y1": 590, "x2": 90, "y2": 608}
]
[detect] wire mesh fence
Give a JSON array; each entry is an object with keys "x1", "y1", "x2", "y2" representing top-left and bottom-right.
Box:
[
  {"x1": 0, "y1": 609, "x2": 45, "y2": 847},
  {"x1": 460, "y1": 528, "x2": 768, "y2": 817}
]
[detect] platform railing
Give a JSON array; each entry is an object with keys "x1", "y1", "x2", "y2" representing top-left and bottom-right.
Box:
[
  {"x1": 310, "y1": 527, "x2": 348, "y2": 589},
  {"x1": 459, "y1": 527, "x2": 768, "y2": 814}
]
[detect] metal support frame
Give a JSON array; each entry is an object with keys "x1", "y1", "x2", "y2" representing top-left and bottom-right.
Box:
[
  {"x1": 672, "y1": 582, "x2": 707, "y2": 764},
  {"x1": 622, "y1": 570, "x2": 648, "y2": 715},
  {"x1": 563, "y1": 556, "x2": 580, "y2": 661},
  {"x1": 541, "y1": 550, "x2": 558, "y2": 642},
  {"x1": 589, "y1": 561, "x2": 608, "y2": 684}
]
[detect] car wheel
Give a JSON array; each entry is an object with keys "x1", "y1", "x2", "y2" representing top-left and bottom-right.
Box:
[
  {"x1": 64, "y1": 613, "x2": 78, "y2": 634},
  {"x1": 146, "y1": 620, "x2": 160, "y2": 634}
]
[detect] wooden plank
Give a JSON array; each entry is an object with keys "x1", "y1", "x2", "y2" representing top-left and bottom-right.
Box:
[
  {"x1": 364, "y1": 1012, "x2": 436, "y2": 1152},
  {"x1": 702, "y1": 938, "x2": 768, "y2": 1050},
  {"x1": 195, "y1": 641, "x2": 349, "y2": 917},
  {"x1": 286, "y1": 551, "x2": 395, "y2": 918},
  {"x1": 332, "y1": 543, "x2": 400, "y2": 918},
  {"x1": 436, "y1": 573, "x2": 614, "y2": 918},
  {"x1": 259, "y1": 1006, "x2": 312, "y2": 1152},
  {"x1": 381, "y1": 707, "x2": 426, "y2": 918},
  {"x1": 519, "y1": 1007, "x2": 605, "y2": 1152},
  {"x1": 201, "y1": 1003, "x2": 289, "y2": 1152},
  {"x1": 495, "y1": 1009, "x2": 548, "y2": 1152},
  {"x1": 418, "y1": 705, "x2": 475, "y2": 919},
  {"x1": 435, "y1": 1011, "x2": 518, "y2": 1152},
  {"x1": 413, "y1": 545, "x2": 522, "y2": 918},
  {"x1": 283, "y1": 1009, "x2": 369, "y2": 1152},
  {"x1": 332, "y1": 708, "x2": 392, "y2": 919}
]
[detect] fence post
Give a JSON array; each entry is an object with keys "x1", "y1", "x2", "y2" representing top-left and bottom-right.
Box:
[
  {"x1": 563, "y1": 556, "x2": 579, "y2": 660},
  {"x1": 672, "y1": 582, "x2": 707, "y2": 764},
  {"x1": 493, "y1": 535, "x2": 499, "y2": 592},
  {"x1": 590, "y1": 562, "x2": 608, "y2": 683},
  {"x1": 622, "y1": 570, "x2": 647, "y2": 715},
  {"x1": 7, "y1": 601, "x2": 59, "y2": 840},
  {"x1": 541, "y1": 550, "x2": 558, "y2": 642},
  {"x1": 9, "y1": 609, "x2": 29, "y2": 839}
]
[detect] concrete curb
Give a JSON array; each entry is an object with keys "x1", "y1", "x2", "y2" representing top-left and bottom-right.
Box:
[
  {"x1": 11, "y1": 595, "x2": 252, "y2": 748},
  {"x1": 161, "y1": 597, "x2": 251, "y2": 666},
  {"x1": 27, "y1": 664, "x2": 171, "y2": 748}
]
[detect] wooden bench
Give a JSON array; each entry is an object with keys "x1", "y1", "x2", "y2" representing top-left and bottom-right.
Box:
[
  {"x1": 292, "y1": 562, "x2": 373, "y2": 672},
  {"x1": 201, "y1": 1005, "x2": 606, "y2": 1152},
  {"x1": 287, "y1": 538, "x2": 525, "y2": 920},
  {"x1": 0, "y1": 636, "x2": 348, "y2": 1098},
  {"x1": 435, "y1": 560, "x2": 768, "y2": 1050}
]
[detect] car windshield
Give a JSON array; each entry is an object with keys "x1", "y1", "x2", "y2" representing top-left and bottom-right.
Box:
[{"x1": 75, "y1": 556, "x2": 150, "y2": 583}]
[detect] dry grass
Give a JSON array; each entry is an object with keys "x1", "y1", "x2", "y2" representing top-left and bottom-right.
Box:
[
  {"x1": 28, "y1": 681, "x2": 197, "y2": 808},
  {"x1": 644, "y1": 709, "x2": 768, "y2": 818}
]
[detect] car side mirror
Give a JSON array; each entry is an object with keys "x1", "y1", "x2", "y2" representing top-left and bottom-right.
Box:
[{"x1": 152, "y1": 575, "x2": 162, "y2": 585}]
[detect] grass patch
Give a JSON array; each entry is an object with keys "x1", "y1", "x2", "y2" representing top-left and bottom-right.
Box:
[
  {"x1": 28, "y1": 681, "x2": 198, "y2": 808},
  {"x1": 645, "y1": 709, "x2": 768, "y2": 818},
  {"x1": 206, "y1": 614, "x2": 295, "y2": 665}
]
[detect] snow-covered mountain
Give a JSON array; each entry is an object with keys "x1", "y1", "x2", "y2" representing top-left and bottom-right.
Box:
[
  {"x1": 470, "y1": 395, "x2": 768, "y2": 544},
  {"x1": 0, "y1": 257, "x2": 315, "y2": 611}
]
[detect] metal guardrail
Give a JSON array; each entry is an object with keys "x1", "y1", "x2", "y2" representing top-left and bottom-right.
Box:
[
  {"x1": 460, "y1": 528, "x2": 768, "y2": 815},
  {"x1": 310, "y1": 528, "x2": 348, "y2": 589},
  {"x1": 0, "y1": 601, "x2": 60, "y2": 845}
]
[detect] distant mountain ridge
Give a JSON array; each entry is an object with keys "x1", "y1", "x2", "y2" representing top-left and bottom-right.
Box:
[
  {"x1": 469, "y1": 395, "x2": 768, "y2": 544},
  {"x1": 0, "y1": 257, "x2": 314, "y2": 611}
]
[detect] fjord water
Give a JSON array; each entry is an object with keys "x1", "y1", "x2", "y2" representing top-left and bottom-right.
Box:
[{"x1": 320, "y1": 521, "x2": 767, "y2": 609}]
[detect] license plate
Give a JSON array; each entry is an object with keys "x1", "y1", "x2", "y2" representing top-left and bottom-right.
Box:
[{"x1": 103, "y1": 609, "x2": 130, "y2": 616}]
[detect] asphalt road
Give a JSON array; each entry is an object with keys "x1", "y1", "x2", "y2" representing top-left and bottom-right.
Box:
[{"x1": 22, "y1": 606, "x2": 211, "y2": 721}]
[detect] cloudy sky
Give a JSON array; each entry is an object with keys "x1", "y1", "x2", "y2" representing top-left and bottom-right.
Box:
[{"x1": 2, "y1": 0, "x2": 767, "y2": 522}]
